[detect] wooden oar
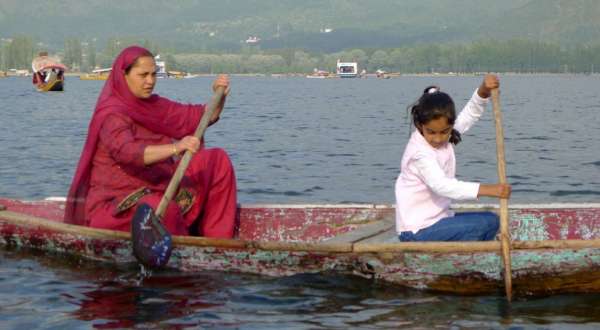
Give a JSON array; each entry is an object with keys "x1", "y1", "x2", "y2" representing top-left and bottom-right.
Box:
[
  {"x1": 491, "y1": 88, "x2": 513, "y2": 301},
  {"x1": 131, "y1": 86, "x2": 226, "y2": 268}
]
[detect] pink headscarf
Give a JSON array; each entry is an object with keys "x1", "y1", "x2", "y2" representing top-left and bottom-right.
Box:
[{"x1": 65, "y1": 46, "x2": 199, "y2": 225}]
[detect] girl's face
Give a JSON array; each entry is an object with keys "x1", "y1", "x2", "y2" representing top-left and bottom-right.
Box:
[{"x1": 418, "y1": 116, "x2": 452, "y2": 149}]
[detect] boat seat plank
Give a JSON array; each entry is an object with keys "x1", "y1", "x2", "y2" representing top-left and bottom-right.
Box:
[
  {"x1": 355, "y1": 227, "x2": 399, "y2": 245},
  {"x1": 326, "y1": 216, "x2": 394, "y2": 244}
]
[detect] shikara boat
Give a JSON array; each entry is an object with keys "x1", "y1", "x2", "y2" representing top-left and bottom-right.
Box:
[
  {"x1": 79, "y1": 68, "x2": 111, "y2": 81},
  {"x1": 31, "y1": 53, "x2": 67, "y2": 92},
  {"x1": 1, "y1": 197, "x2": 599, "y2": 296}
]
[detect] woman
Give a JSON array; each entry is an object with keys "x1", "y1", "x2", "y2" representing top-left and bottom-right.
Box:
[{"x1": 65, "y1": 45, "x2": 237, "y2": 238}]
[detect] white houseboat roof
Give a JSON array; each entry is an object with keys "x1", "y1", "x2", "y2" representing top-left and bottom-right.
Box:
[{"x1": 92, "y1": 68, "x2": 112, "y2": 73}]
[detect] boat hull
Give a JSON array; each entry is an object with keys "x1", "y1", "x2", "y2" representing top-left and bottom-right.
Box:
[
  {"x1": 1, "y1": 198, "x2": 600, "y2": 296},
  {"x1": 36, "y1": 78, "x2": 65, "y2": 92},
  {"x1": 79, "y1": 74, "x2": 108, "y2": 81},
  {"x1": 36, "y1": 78, "x2": 64, "y2": 92}
]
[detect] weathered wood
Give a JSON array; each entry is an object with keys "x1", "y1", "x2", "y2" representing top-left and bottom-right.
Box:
[
  {"x1": 172, "y1": 235, "x2": 248, "y2": 249},
  {"x1": 4, "y1": 208, "x2": 600, "y2": 253},
  {"x1": 253, "y1": 241, "x2": 352, "y2": 252},
  {"x1": 2, "y1": 198, "x2": 600, "y2": 296},
  {"x1": 0, "y1": 209, "x2": 352, "y2": 252},
  {"x1": 355, "y1": 239, "x2": 600, "y2": 253},
  {"x1": 174, "y1": 235, "x2": 352, "y2": 252},
  {"x1": 325, "y1": 215, "x2": 394, "y2": 244},
  {"x1": 492, "y1": 88, "x2": 513, "y2": 301},
  {"x1": 355, "y1": 241, "x2": 501, "y2": 253},
  {"x1": 355, "y1": 227, "x2": 398, "y2": 244},
  {"x1": 0, "y1": 210, "x2": 130, "y2": 240},
  {"x1": 513, "y1": 239, "x2": 600, "y2": 250}
]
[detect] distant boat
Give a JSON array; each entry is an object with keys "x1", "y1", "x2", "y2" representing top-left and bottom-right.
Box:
[
  {"x1": 31, "y1": 52, "x2": 66, "y2": 92},
  {"x1": 155, "y1": 55, "x2": 168, "y2": 79},
  {"x1": 182, "y1": 73, "x2": 199, "y2": 79},
  {"x1": 167, "y1": 70, "x2": 188, "y2": 79},
  {"x1": 376, "y1": 69, "x2": 391, "y2": 79},
  {"x1": 306, "y1": 69, "x2": 333, "y2": 79},
  {"x1": 336, "y1": 60, "x2": 358, "y2": 78},
  {"x1": 80, "y1": 68, "x2": 111, "y2": 81}
]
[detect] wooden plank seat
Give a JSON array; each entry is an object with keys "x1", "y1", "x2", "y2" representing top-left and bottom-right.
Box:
[
  {"x1": 355, "y1": 227, "x2": 399, "y2": 245},
  {"x1": 326, "y1": 216, "x2": 394, "y2": 244}
]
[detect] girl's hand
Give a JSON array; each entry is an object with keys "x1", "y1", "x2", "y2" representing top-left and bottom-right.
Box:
[
  {"x1": 478, "y1": 183, "x2": 512, "y2": 199},
  {"x1": 212, "y1": 74, "x2": 230, "y2": 96},
  {"x1": 477, "y1": 74, "x2": 500, "y2": 98},
  {"x1": 175, "y1": 136, "x2": 201, "y2": 154}
]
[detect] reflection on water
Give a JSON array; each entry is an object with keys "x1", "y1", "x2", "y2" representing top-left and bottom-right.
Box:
[
  {"x1": 1, "y1": 249, "x2": 600, "y2": 329},
  {"x1": 1, "y1": 75, "x2": 600, "y2": 328}
]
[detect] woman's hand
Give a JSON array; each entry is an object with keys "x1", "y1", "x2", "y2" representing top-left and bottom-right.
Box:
[
  {"x1": 209, "y1": 74, "x2": 230, "y2": 123},
  {"x1": 212, "y1": 74, "x2": 230, "y2": 96},
  {"x1": 477, "y1": 74, "x2": 500, "y2": 98},
  {"x1": 175, "y1": 136, "x2": 201, "y2": 154},
  {"x1": 478, "y1": 183, "x2": 512, "y2": 199},
  {"x1": 143, "y1": 137, "x2": 201, "y2": 165}
]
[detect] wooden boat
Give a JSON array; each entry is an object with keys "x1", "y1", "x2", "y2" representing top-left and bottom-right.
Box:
[
  {"x1": 80, "y1": 68, "x2": 111, "y2": 81},
  {"x1": 31, "y1": 53, "x2": 66, "y2": 92},
  {"x1": 1, "y1": 197, "x2": 599, "y2": 296},
  {"x1": 79, "y1": 73, "x2": 108, "y2": 81}
]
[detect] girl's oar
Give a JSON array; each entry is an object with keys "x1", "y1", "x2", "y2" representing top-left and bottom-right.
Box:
[
  {"x1": 131, "y1": 86, "x2": 226, "y2": 268},
  {"x1": 491, "y1": 88, "x2": 513, "y2": 301}
]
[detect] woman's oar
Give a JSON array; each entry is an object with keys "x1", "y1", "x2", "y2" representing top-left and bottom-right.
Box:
[
  {"x1": 491, "y1": 88, "x2": 513, "y2": 301},
  {"x1": 131, "y1": 86, "x2": 226, "y2": 268}
]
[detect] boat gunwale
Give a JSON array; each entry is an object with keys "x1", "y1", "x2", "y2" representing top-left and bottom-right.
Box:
[
  {"x1": 2, "y1": 206, "x2": 600, "y2": 254},
  {"x1": 34, "y1": 197, "x2": 600, "y2": 209}
]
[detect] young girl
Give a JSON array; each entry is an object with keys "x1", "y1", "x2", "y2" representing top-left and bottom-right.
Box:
[{"x1": 395, "y1": 74, "x2": 511, "y2": 241}]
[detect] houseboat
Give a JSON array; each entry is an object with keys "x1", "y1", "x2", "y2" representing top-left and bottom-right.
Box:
[
  {"x1": 155, "y1": 55, "x2": 167, "y2": 78},
  {"x1": 336, "y1": 60, "x2": 358, "y2": 78}
]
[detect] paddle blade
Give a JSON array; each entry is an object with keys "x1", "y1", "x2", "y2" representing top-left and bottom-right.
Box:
[{"x1": 131, "y1": 203, "x2": 173, "y2": 268}]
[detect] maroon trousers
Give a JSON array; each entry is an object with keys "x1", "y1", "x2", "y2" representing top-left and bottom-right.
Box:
[{"x1": 88, "y1": 148, "x2": 237, "y2": 238}]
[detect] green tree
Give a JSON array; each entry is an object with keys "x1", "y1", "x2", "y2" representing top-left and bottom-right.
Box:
[
  {"x1": 86, "y1": 40, "x2": 97, "y2": 71},
  {"x1": 6, "y1": 36, "x2": 35, "y2": 70},
  {"x1": 64, "y1": 38, "x2": 82, "y2": 70},
  {"x1": 367, "y1": 50, "x2": 388, "y2": 71}
]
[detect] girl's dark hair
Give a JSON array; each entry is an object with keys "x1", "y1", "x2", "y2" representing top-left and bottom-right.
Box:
[
  {"x1": 125, "y1": 50, "x2": 154, "y2": 74},
  {"x1": 409, "y1": 85, "x2": 462, "y2": 144}
]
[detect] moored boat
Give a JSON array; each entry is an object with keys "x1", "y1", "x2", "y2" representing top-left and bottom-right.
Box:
[
  {"x1": 306, "y1": 69, "x2": 333, "y2": 79},
  {"x1": 336, "y1": 60, "x2": 358, "y2": 78},
  {"x1": 1, "y1": 197, "x2": 599, "y2": 296},
  {"x1": 31, "y1": 52, "x2": 66, "y2": 92},
  {"x1": 80, "y1": 68, "x2": 111, "y2": 80}
]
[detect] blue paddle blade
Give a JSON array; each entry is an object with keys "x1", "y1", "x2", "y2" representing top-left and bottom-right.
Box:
[{"x1": 131, "y1": 203, "x2": 173, "y2": 268}]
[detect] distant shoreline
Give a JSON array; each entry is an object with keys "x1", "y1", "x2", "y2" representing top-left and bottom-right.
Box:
[{"x1": 6, "y1": 72, "x2": 599, "y2": 79}]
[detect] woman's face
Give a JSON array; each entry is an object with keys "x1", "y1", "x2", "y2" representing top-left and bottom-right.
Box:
[
  {"x1": 418, "y1": 116, "x2": 452, "y2": 149},
  {"x1": 124, "y1": 56, "x2": 157, "y2": 99}
]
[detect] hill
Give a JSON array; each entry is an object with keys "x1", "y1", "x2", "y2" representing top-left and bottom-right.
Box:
[{"x1": 1, "y1": 0, "x2": 599, "y2": 52}]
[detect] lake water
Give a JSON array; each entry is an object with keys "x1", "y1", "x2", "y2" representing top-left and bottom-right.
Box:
[{"x1": 0, "y1": 75, "x2": 599, "y2": 329}]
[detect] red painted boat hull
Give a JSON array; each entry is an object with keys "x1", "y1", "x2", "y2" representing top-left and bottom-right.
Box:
[{"x1": 1, "y1": 198, "x2": 600, "y2": 296}]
